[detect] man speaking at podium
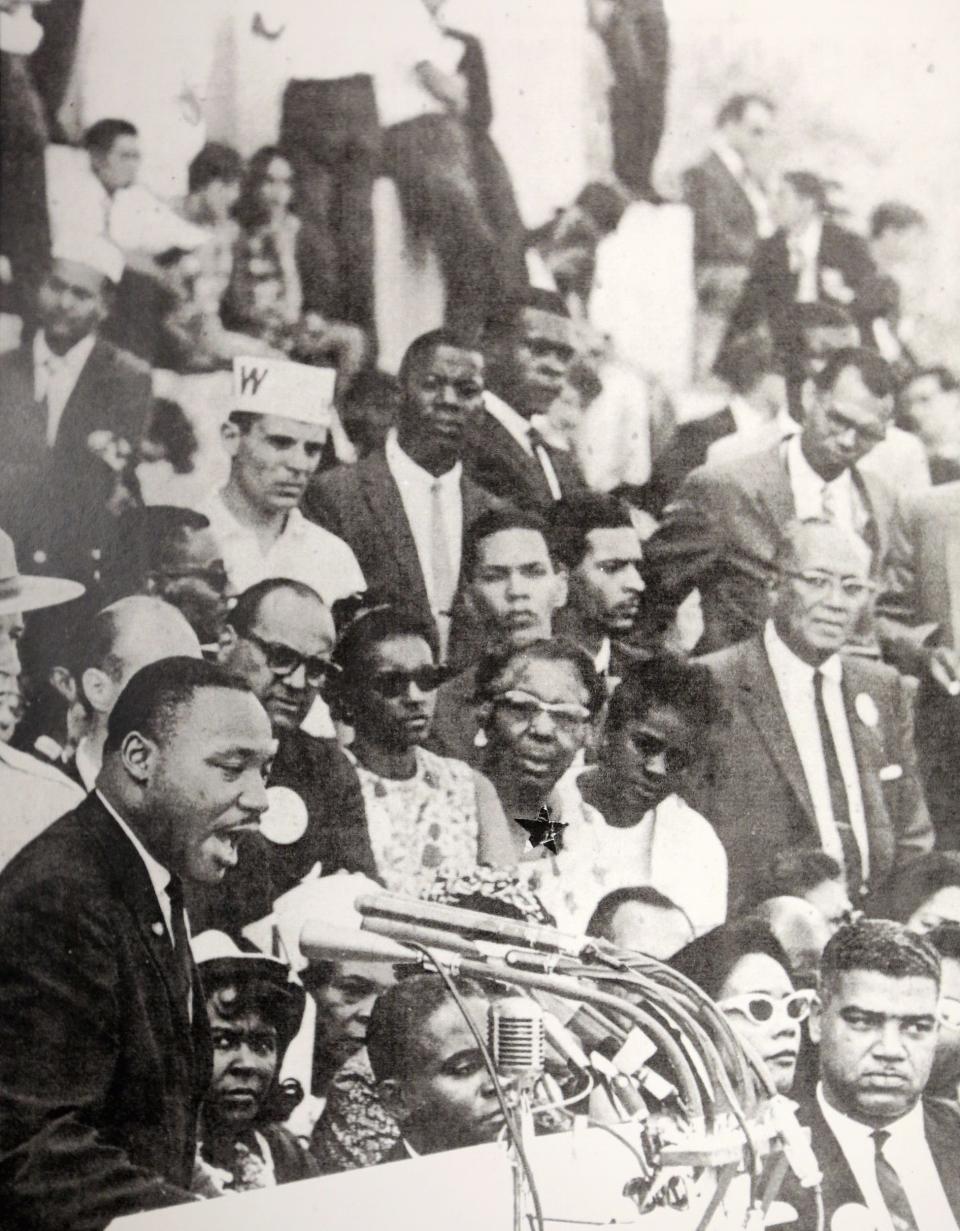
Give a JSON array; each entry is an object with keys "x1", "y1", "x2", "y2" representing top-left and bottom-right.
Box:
[{"x1": 0, "y1": 657, "x2": 276, "y2": 1230}]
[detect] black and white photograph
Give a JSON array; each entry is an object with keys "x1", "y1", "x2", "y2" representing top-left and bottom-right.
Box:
[{"x1": 1, "y1": 0, "x2": 959, "y2": 1228}]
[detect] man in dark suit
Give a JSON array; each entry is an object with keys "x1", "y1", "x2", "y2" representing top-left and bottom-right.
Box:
[
  {"x1": 644, "y1": 346, "x2": 899, "y2": 653},
  {"x1": 879, "y1": 481, "x2": 960, "y2": 845},
  {"x1": 462, "y1": 289, "x2": 586, "y2": 512},
  {"x1": 720, "y1": 171, "x2": 883, "y2": 371},
  {"x1": 693, "y1": 519, "x2": 932, "y2": 909},
  {"x1": 190, "y1": 578, "x2": 376, "y2": 935},
  {"x1": 647, "y1": 329, "x2": 785, "y2": 515},
  {"x1": 307, "y1": 329, "x2": 502, "y2": 659},
  {"x1": 778, "y1": 919, "x2": 960, "y2": 1229},
  {"x1": 0, "y1": 236, "x2": 152, "y2": 585},
  {"x1": 0, "y1": 656, "x2": 275, "y2": 1229}
]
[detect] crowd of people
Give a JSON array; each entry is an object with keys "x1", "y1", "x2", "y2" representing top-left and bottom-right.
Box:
[{"x1": 0, "y1": 2, "x2": 959, "y2": 1229}]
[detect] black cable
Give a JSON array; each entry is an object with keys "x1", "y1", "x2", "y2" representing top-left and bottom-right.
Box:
[{"x1": 404, "y1": 942, "x2": 546, "y2": 1231}]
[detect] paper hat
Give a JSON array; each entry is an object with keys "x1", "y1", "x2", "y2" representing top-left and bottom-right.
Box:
[
  {"x1": 52, "y1": 233, "x2": 125, "y2": 285},
  {"x1": 0, "y1": 528, "x2": 85, "y2": 618},
  {"x1": 232, "y1": 356, "x2": 336, "y2": 429}
]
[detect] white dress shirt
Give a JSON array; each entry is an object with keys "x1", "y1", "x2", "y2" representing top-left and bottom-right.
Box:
[
  {"x1": 710, "y1": 137, "x2": 775, "y2": 238},
  {"x1": 33, "y1": 331, "x2": 97, "y2": 446},
  {"x1": 764, "y1": 620, "x2": 870, "y2": 878},
  {"x1": 816, "y1": 1085, "x2": 960, "y2": 1231},
  {"x1": 201, "y1": 493, "x2": 366, "y2": 607},
  {"x1": 786, "y1": 217, "x2": 824, "y2": 303},
  {"x1": 0, "y1": 743, "x2": 84, "y2": 873},
  {"x1": 385, "y1": 429, "x2": 462, "y2": 639},
  {"x1": 483, "y1": 391, "x2": 562, "y2": 500},
  {"x1": 785, "y1": 433, "x2": 865, "y2": 541}
]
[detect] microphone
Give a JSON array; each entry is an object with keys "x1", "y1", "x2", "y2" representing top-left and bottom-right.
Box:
[
  {"x1": 489, "y1": 997, "x2": 546, "y2": 1080},
  {"x1": 299, "y1": 920, "x2": 422, "y2": 965}
]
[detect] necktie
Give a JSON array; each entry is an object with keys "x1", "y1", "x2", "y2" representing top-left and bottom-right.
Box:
[
  {"x1": 821, "y1": 480, "x2": 841, "y2": 524},
  {"x1": 813, "y1": 670, "x2": 863, "y2": 894},
  {"x1": 430, "y1": 479, "x2": 457, "y2": 642},
  {"x1": 872, "y1": 1130, "x2": 919, "y2": 1231},
  {"x1": 526, "y1": 427, "x2": 562, "y2": 500},
  {"x1": 165, "y1": 875, "x2": 194, "y2": 1020}
]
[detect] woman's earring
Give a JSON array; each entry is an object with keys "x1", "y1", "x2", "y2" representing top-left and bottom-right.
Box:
[{"x1": 474, "y1": 727, "x2": 488, "y2": 748}]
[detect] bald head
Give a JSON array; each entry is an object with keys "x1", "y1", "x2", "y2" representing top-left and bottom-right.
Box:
[
  {"x1": 81, "y1": 596, "x2": 202, "y2": 731},
  {"x1": 757, "y1": 896, "x2": 832, "y2": 983}
]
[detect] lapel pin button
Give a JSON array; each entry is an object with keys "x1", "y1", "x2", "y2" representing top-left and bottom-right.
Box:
[{"x1": 151, "y1": 921, "x2": 165, "y2": 937}]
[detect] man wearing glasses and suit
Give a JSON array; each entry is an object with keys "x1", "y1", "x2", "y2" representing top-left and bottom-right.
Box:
[{"x1": 691, "y1": 518, "x2": 932, "y2": 911}]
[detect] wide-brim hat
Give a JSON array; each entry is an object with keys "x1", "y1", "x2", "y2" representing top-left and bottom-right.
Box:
[
  {"x1": 192, "y1": 930, "x2": 306, "y2": 1048},
  {"x1": 0, "y1": 529, "x2": 85, "y2": 618}
]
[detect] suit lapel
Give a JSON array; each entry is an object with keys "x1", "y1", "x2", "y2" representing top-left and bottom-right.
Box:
[
  {"x1": 926, "y1": 1102, "x2": 960, "y2": 1215},
  {"x1": 359, "y1": 455, "x2": 432, "y2": 616},
  {"x1": 752, "y1": 443, "x2": 796, "y2": 535},
  {"x1": 736, "y1": 639, "x2": 819, "y2": 828},
  {"x1": 840, "y1": 661, "x2": 891, "y2": 883},
  {"x1": 803, "y1": 1095, "x2": 869, "y2": 1217},
  {"x1": 55, "y1": 340, "x2": 108, "y2": 455},
  {"x1": 482, "y1": 412, "x2": 554, "y2": 504},
  {"x1": 81, "y1": 796, "x2": 195, "y2": 1041}
]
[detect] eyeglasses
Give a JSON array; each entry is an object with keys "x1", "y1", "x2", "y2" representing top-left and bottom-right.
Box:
[
  {"x1": 939, "y1": 997, "x2": 960, "y2": 1031},
  {"x1": 368, "y1": 666, "x2": 447, "y2": 698},
  {"x1": 718, "y1": 991, "x2": 812, "y2": 1025},
  {"x1": 244, "y1": 631, "x2": 340, "y2": 688},
  {"x1": 783, "y1": 571, "x2": 877, "y2": 602},
  {"x1": 492, "y1": 689, "x2": 592, "y2": 732},
  {"x1": 158, "y1": 564, "x2": 230, "y2": 593}
]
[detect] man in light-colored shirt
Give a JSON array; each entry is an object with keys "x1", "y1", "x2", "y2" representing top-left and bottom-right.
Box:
[
  {"x1": 202, "y1": 357, "x2": 365, "y2": 608},
  {"x1": 781, "y1": 918, "x2": 960, "y2": 1230}
]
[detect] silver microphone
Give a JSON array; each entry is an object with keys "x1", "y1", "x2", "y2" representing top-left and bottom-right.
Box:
[{"x1": 489, "y1": 997, "x2": 546, "y2": 1079}]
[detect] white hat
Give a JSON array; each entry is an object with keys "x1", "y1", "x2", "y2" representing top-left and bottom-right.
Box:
[
  {"x1": 232, "y1": 356, "x2": 336, "y2": 429},
  {"x1": 51, "y1": 233, "x2": 125, "y2": 285},
  {"x1": 0, "y1": 528, "x2": 85, "y2": 618}
]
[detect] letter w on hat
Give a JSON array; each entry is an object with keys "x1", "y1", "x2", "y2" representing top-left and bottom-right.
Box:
[{"x1": 233, "y1": 356, "x2": 336, "y2": 430}]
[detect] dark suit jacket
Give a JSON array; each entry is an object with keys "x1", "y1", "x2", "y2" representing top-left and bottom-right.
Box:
[
  {"x1": 188, "y1": 730, "x2": 377, "y2": 936},
  {"x1": 642, "y1": 440, "x2": 898, "y2": 653},
  {"x1": 721, "y1": 220, "x2": 881, "y2": 362},
  {"x1": 0, "y1": 337, "x2": 152, "y2": 572},
  {"x1": 0, "y1": 794, "x2": 210, "y2": 1230},
  {"x1": 646, "y1": 405, "x2": 737, "y2": 516},
  {"x1": 304, "y1": 449, "x2": 503, "y2": 647},
  {"x1": 461, "y1": 403, "x2": 586, "y2": 512},
  {"x1": 691, "y1": 635, "x2": 933, "y2": 906},
  {"x1": 777, "y1": 1095, "x2": 960, "y2": 1230},
  {"x1": 681, "y1": 150, "x2": 759, "y2": 267}
]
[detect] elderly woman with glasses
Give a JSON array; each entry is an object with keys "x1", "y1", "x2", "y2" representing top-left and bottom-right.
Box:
[
  {"x1": 328, "y1": 608, "x2": 513, "y2": 898},
  {"x1": 671, "y1": 916, "x2": 811, "y2": 1096}
]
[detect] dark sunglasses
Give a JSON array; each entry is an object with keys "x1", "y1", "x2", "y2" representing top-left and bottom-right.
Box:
[
  {"x1": 244, "y1": 631, "x2": 340, "y2": 688},
  {"x1": 368, "y1": 667, "x2": 447, "y2": 698}
]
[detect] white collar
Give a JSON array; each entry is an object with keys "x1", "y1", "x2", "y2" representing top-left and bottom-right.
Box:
[
  {"x1": 385, "y1": 427, "x2": 461, "y2": 488},
  {"x1": 74, "y1": 736, "x2": 101, "y2": 792},
  {"x1": 816, "y1": 1082, "x2": 924, "y2": 1147},
  {"x1": 211, "y1": 488, "x2": 302, "y2": 541},
  {"x1": 787, "y1": 217, "x2": 824, "y2": 259},
  {"x1": 711, "y1": 136, "x2": 746, "y2": 182},
  {"x1": 764, "y1": 618, "x2": 842, "y2": 684},
  {"x1": 33, "y1": 329, "x2": 97, "y2": 373},
  {"x1": 95, "y1": 788, "x2": 172, "y2": 902},
  {"x1": 786, "y1": 432, "x2": 854, "y2": 504},
  {"x1": 483, "y1": 390, "x2": 536, "y2": 455},
  {"x1": 594, "y1": 636, "x2": 612, "y2": 674}
]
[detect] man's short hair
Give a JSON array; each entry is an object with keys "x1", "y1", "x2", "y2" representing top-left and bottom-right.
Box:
[
  {"x1": 483, "y1": 287, "x2": 571, "y2": 348},
  {"x1": 819, "y1": 918, "x2": 940, "y2": 1002},
  {"x1": 83, "y1": 118, "x2": 138, "y2": 154},
  {"x1": 873, "y1": 851, "x2": 960, "y2": 926},
  {"x1": 812, "y1": 346, "x2": 896, "y2": 400},
  {"x1": 188, "y1": 142, "x2": 244, "y2": 194},
  {"x1": 869, "y1": 201, "x2": 926, "y2": 240},
  {"x1": 749, "y1": 849, "x2": 845, "y2": 908},
  {"x1": 104, "y1": 656, "x2": 250, "y2": 753},
  {"x1": 670, "y1": 916, "x2": 790, "y2": 1001},
  {"x1": 547, "y1": 493, "x2": 635, "y2": 571},
  {"x1": 927, "y1": 923, "x2": 960, "y2": 965},
  {"x1": 773, "y1": 516, "x2": 870, "y2": 577},
  {"x1": 228, "y1": 578, "x2": 324, "y2": 638},
  {"x1": 782, "y1": 170, "x2": 831, "y2": 213},
  {"x1": 475, "y1": 636, "x2": 606, "y2": 719},
  {"x1": 715, "y1": 93, "x2": 775, "y2": 128},
  {"x1": 462, "y1": 508, "x2": 556, "y2": 580},
  {"x1": 606, "y1": 654, "x2": 721, "y2": 739},
  {"x1": 715, "y1": 329, "x2": 780, "y2": 394},
  {"x1": 397, "y1": 329, "x2": 483, "y2": 388},
  {"x1": 587, "y1": 885, "x2": 692, "y2": 943},
  {"x1": 366, "y1": 973, "x2": 490, "y2": 1083},
  {"x1": 904, "y1": 365, "x2": 959, "y2": 396}
]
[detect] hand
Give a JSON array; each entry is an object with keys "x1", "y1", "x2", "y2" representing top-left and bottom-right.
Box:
[{"x1": 929, "y1": 646, "x2": 960, "y2": 696}]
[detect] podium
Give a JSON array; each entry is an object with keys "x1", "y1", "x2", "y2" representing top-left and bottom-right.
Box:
[{"x1": 112, "y1": 1121, "x2": 754, "y2": 1231}]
